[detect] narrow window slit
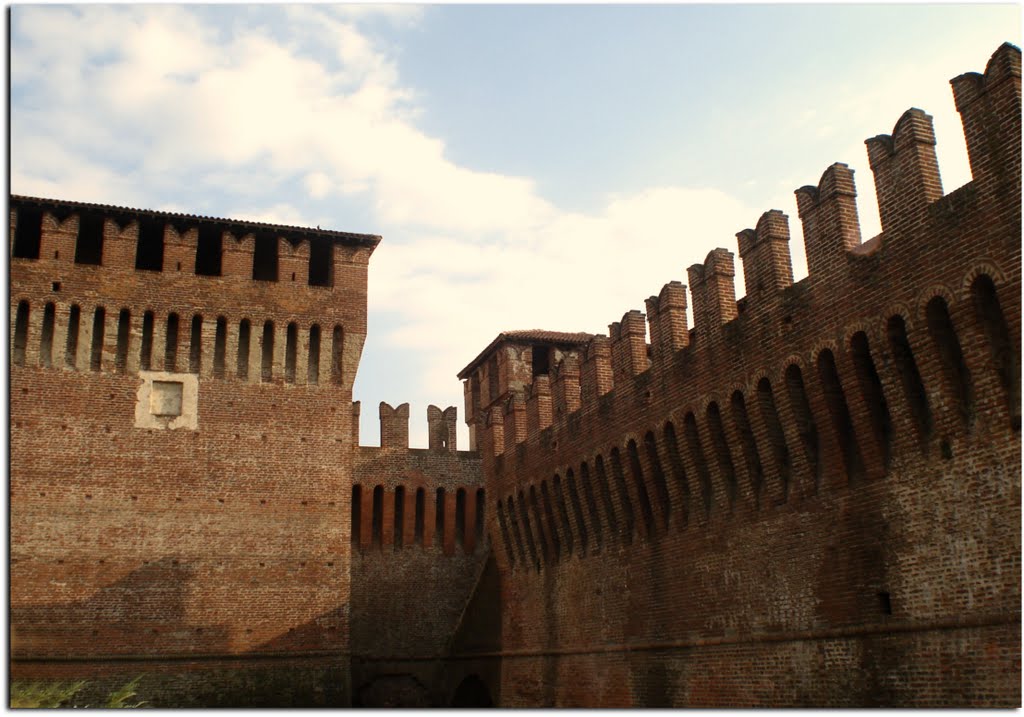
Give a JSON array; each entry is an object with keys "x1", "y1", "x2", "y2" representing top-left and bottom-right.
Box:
[
  {"x1": 115, "y1": 309, "x2": 130, "y2": 373},
  {"x1": 213, "y1": 317, "x2": 227, "y2": 379},
  {"x1": 455, "y1": 488, "x2": 467, "y2": 549},
  {"x1": 90, "y1": 307, "x2": 106, "y2": 371},
  {"x1": 164, "y1": 313, "x2": 179, "y2": 372},
  {"x1": 285, "y1": 322, "x2": 298, "y2": 383},
  {"x1": 140, "y1": 311, "x2": 154, "y2": 371},
  {"x1": 237, "y1": 319, "x2": 251, "y2": 379},
  {"x1": 371, "y1": 486, "x2": 383, "y2": 548},
  {"x1": 308, "y1": 324, "x2": 321, "y2": 384},
  {"x1": 65, "y1": 305, "x2": 81, "y2": 369},
  {"x1": 13, "y1": 301, "x2": 30, "y2": 366},
  {"x1": 435, "y1": 488, "x2": 446, "y2": 549},
  {"x1": 39, "y1": 303, "x2": 55, "y2": 368},
  {"x1": 393, "y1": 487, "x2": 405, "y2": 549},
  {"x1": 261, "y1": 320, "x2": 274, "y2": 382}
]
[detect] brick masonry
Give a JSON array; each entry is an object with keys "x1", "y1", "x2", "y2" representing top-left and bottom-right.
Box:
[
  {"x1": 453, "y1": 43, "x2": 1021, "y2": 707},
  {"x1": 8, "y1": 43, "x2": 1021, "y2": 707}
]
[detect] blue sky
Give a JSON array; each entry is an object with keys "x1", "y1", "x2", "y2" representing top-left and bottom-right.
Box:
[{"x1": 10, "y1": 4, "x2": 1019, "y2": 448}]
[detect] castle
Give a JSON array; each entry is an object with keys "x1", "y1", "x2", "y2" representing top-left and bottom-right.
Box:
[{"x1": 8, "y1": 43, "x2": 1021, "y2": 707}]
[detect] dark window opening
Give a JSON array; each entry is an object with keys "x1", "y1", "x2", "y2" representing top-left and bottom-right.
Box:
[
  {"x1": 261, "y1": 321, "x2": 274, "y2": 382},
  {"x1": 785, "y1": 365, "x2": 821, "y2": 491},
  {"x1": 850, "y1": 333, "x2": 894, "y2": 469},
  {"x1": 140, "y1": 311, "x2": 154, "y2": 371},
  {"x1": 237, "y1": 319, "x2": 251, "y2": 379},
  {"x1": 730, "y1": 392, "x2": 765, "y2": 504},
  {"x1": 195, "y1": 224, "x2": 223, "y2": 276},
  {"x1": 663, "y1": 422, "x2": 691, "y2": 527},
  {"x1": 414, "y1": 488, "x2": 425, "y2": 546},
  {"x1": 351, "y1": 485, "x2": 362, "y2": 547},
  {"x1": 115, "y1": 309, "x2": 130, "y2": 373},
  {"x1": 394, "y1": 486, "x2": 405, "y2": 550},
  {"x1": 12, "y1": 301, "x2": 29, "y2": 366},
  {"x1": 683, "y1": 412, "x2": 714, "y2": 516},
  {"x1": 285, "y1": 322, "x2": 298, "y2": 383},
  {"x1": 213, "y1": 317, "x2": 227, "y2": 379},
  {"x1": 65, "y1": 305, "x2": 81, "y2": 369},
  {"x1": 625, "y1": 440, "x2": 655, "y2": 540},
  {"x1": 308, "y1": 240, "x2": 333, "y2": 287},
  {"x1": 40, "y1": 303, "x2": 56, "y2": 368},
  {"x1": 164, "y1": 313, "x2": 179, "y2": 372},
  {"x1": 971, "y1": 275, "x2": 1019, "y2": 430},
  {"x1": 878, "y1": 591, "x2": 893, "y2": 615},
  {"x1": 331, "y1": 326, "x2": 343, "y2": 385},
  {"x1": 926, "y1": 297, "x2": 974, "y2": 429},
  {"x1": 13, "y1": 206, "x2": 42, "y2": 259},
  {"x1": 252, "y1": 234, "x2": 279, "y2": 282},
  {"x1": 887, "y1": 315, "x2": 932, "y2": 448},
  {"x1": 435, "y1": 488, "x2": 446, "y2": 548},
  {"x1": 189, "y1": 315, "x2": 203, "y2": 374},
  {"x1": 643, "y1": 431, "x2": 672, "y2": 529},
  {"x1": 532, "y1": 345, "x2": 550, "y2": 377},
  {"x1": 756, "y1": 378, "x2": 791, "y2": 501},
  {"x1": 371, "y1": 486, "x2": 384, "y2": 548},
  {"x1": 609, "y1": 448, "x2": 635, "y2": 545},
  {"x1": 90, "y1": 307, "x2": 106, "y2": 371},
  {"x1": 308, "y1": 324, "x2": 321, "y2": 384},
  {"x1": 475, "y1": 488, "x2": 485, "y2": 543},
  {"x1": 579, "y1": 462, "x2": 604, "y2": 551},
  {"x1": 817, "y1": 349, "x2": 865, "y2": 482},
  {"x1": 455, "y1": 488, "x2": 467, "y2": 548},
  {"x1": 75, "y1": 213, "x2": 104, "y2": 265},
  {"x1": 135, "y1": 218, "x2": 165, "y2": 271}
]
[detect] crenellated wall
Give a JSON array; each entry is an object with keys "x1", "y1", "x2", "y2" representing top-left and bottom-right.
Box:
[
  {"x1": 9, "y1": 198, "x2": 379, "y2": 706},
  {"x1": 457, "y1": 43, "x2": 1021, "y2": 707},
  {"x1": 350, "y1": 403, "x2": 485, "y2": 707}
]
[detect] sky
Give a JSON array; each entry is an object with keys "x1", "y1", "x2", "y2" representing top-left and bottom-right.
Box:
[{"x1": 9, "y1": 4, "x2": 1020, "y2": 449}]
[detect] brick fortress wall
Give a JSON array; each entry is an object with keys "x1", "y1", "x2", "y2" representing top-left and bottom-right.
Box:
[
  {"x1": 9, "y1": 197, "x2": 378, "y2": 706},
  {"x1": 349, "y1": 402, "x2": 486, "y2": 706},
  {"x1": 457, "y1": 44, "x2": 1021, "y2": 707}
]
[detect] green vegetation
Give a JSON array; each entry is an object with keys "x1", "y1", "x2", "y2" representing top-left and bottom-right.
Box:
[{"x1": 10, "y1": 677, "x2": 145, "y2": 708}]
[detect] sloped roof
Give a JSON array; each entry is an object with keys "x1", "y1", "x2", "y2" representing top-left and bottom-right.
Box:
[
  {"x1": 457, "y1": 330, "x2": 595, "y2": 379},
  {"x1": 10, "y1": 194, "x2": 381, "y2": 248}
]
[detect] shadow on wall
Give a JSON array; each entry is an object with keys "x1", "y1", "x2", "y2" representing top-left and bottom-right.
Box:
[{"x1": 10, "y1": 557, "x2": 231, "y2": 657}]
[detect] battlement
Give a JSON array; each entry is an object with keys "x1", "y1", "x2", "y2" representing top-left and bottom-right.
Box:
[
  {"x1": 464, "y1": 43, "x2": 1022, "y2": 573},
  {"x1": 10, "y1": 195, "x2": 379, "y2": 282}
]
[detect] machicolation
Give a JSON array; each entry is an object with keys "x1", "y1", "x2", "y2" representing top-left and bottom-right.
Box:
[{"x1": 9, "y1": 42, "x2": 1022, "y2": 707}]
